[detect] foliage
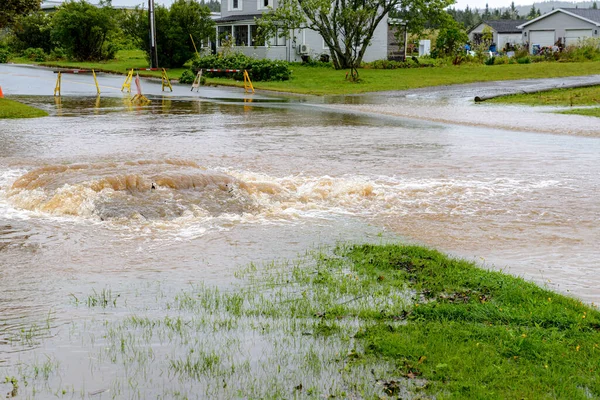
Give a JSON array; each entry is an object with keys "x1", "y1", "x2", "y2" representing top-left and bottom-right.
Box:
[
  {"x1": 51, "y1": 1, "x2": 119, "y2": 61},
  {"x1": 432, "y1": 20, "x2": 468, "y2": 58},
  {"x1": 122, "y1": 0, "x2": 214, "y2": 68},
  {"x1": 22, "y1": 47, "x2": 46, "y2": 62},
  {"x1": 191, "y1": 53, "x2": 291, "y2": 81},
  {"x1": 179, "y1": 69, "x2": 196, "y2": 84},
  {"x1": 0, "y1": 48, "x2": 9, "y2": 63},
  {"x1": 256, "y1": 0, "x2": 450, "y2": 74},
  {"x1": 0, "y1": 0, "x2": 41, "y2": 29},
  {"x1": 558, "y1": 38, "x2": 600, "y2": 62},
  {"x1": 362, "y1": 57, "x2": 435, "y2": 69},
  {"x1": 11, "y1": 12, "x2": 53, "y2": 53}
]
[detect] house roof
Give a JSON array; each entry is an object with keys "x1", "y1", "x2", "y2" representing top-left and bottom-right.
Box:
[
  {"x1": 214, "y1": 14, "x2": 263, "y2": 23},
  {"x1": 482, "y1": 20, "x2": 527, "y2": 33},
  {"x1": 518, "y1": 8, "x2": 600, "y2": 29}
]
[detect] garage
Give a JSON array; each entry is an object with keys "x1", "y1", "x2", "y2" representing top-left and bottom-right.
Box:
[
  {"x1": 529, "y1": 30, "x2": 555, "y2": 51},
  {"x1": 519, "y1": 8, "x2": 600, "y2": 53},
  {"x1": 565, "y1": 29, "x2": 593, "y2": 46}
]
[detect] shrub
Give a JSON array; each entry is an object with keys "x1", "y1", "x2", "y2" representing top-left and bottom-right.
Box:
[
  {"x1": 179, "y1": 69, "x2": 195, "y2": 84},
  {"x1": 191, "y1": 53, "x2": 291, "y2": 81},
  {"x1": 51, "y1": 1, "x2": 119, "y2": 61},
  {"x1": 23, "y1": 47, "x2": 46, "y2": 62},
  {"x1": 0, "y1": 49, "x2": 9, "y2": 63},
  {"x1": 12, "y1": 12, "x2": 53, "y2": 53},
  {"x1": 516, "y1": 56, "x2": 530, "y2": 64},
  {"x1": 48, "y1": 47, "x2": 67, "y2": 61},
  {"x1": 484, "y1": 56, "x2": 495, "y2": 65}
]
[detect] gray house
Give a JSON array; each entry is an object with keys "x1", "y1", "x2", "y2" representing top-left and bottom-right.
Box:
[
  {"x1": 212, "y1": 0, "x2": 388, "y2": 62},
  {"x1": 468, "y1": 20, "x2": 526, "y2": 51},
  {"x1": 517, "y1": 8, "x2": 600, "y2": 53}
]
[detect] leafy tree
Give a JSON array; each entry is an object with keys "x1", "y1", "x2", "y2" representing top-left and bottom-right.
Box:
[
  {"x1": 12, "y1": 11, "x2": 54, "y2": 53},
  {"x1": 593, "y1": 2, "x2": 598, "y2": 9},
  {"x1": 434, "y1": 19, "x2": 468, "y2": 58},
  {"x1": 123, "y1": 0, "x2": 214, "y2": 68},
  {"x1": 51, "y1": 1, "x2": 119, "y2": 61},
  {"x1": 0, "y1": 0, "x2": 40, "y2": 29},
  {"x1": 256, "y1": 0, "x2": 452, "y2": 77}
]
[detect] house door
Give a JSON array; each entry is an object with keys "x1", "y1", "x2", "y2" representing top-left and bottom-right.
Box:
[
  {"x1": 529, "y1": 30, "x2": 555, "y2": 52},
  {"x1": 565, "y1": 29, "x2": 593, "y2": 46}
]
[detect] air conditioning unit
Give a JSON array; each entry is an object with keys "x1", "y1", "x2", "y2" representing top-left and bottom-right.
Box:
[{"x1": 297, "y1": 44, "x2": 310, "y2": 54}]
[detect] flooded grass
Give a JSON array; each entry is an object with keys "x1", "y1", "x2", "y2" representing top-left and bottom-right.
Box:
[{"x1": 2, "y1": 244, "x2": 600, "y2": 398}]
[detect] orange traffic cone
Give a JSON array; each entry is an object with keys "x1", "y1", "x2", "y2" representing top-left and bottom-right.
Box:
[{"x1": 0, "y1": 86, "x2": 3, "y2": 98}]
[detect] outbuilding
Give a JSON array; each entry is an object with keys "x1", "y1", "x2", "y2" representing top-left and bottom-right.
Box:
[
  {"x1": 517, "y1": 8, "x2": 600, "y2": 53},
  {"x1": 468, "y1": 20, "x2": 526, "y2": 51}
]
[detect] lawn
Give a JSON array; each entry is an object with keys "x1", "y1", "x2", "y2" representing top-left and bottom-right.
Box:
[
  {"x1": 0, "y1": 98, "x2": 48, "y2": 118},
  {"x1": 12, "y1": 49, "x2": 600, "y2": 95},
  {"x1": 488, "y1": 85, "x2": 600, "y2": 118}
]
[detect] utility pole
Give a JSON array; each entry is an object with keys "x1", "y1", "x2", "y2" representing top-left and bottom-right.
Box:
[{"x1": 148, "y1": 0, "x2": 158, "y2": 68}]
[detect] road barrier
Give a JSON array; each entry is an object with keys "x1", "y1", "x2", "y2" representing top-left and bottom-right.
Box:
[
  {"x1": 53, "y1": 69, "x2": 100, "y2": 96},
  {"x1": 191, "y1": 69, "x2": 254, "y2": 94},
  {"x1": 122, "y1": 68, "x2": 172, "y2": 93}
]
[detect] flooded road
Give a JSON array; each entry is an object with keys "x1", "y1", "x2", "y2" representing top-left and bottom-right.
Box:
[{"x1": 1, "y1": 65, "x2": 599, "y2": 397}]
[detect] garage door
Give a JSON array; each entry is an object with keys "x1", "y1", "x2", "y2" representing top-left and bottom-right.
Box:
[
  {"x1": 529, "y1": 30, "x2": 555, "y2": 52},
  {"x1": 565, "y1": 29, "x2": 593, "y2": 46}
]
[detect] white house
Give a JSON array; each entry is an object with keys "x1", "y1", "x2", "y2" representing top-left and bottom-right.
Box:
[
  {"x1": 468, "y1": 20, "x2": 526, "y2": 51},
  {"x1": 517, "y1": 8, "x2": 600, "y2": 53},
  {"x1": 212, "y1": 0, "x2": 388, "y2": 62}
]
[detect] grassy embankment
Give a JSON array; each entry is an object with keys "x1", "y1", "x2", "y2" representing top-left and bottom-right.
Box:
[
  {"x1": 0, "y1": 98, "x2": 48, "y2": 118},
  {"x1": 10, "y1": 243, "x2": 598, "y2": 398},
  {"x1": 14, "y1": 49, "x2": 600, "y2": 95},
  {"x1": 488, "y1": 85, "x2": 600, "y2": 118}
]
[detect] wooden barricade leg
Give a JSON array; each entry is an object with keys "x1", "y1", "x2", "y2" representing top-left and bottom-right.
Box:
[
  {"x1": 92, "y1": 69, "x2": 101, "y2": 95},
  {"x1": 121, "y1": 69, "x2": 133, "y2": 93},
  {"x1": 243, "y1": 70, "x2": 255, "y2": 94},
  {"x1": 53, "y1": 72, "x2": 61, "y2": 97},
  {"x1": 161, "y1": 68, "x2": 173, "y2": 92},
  {"x1": 191, "y1": 70, "x2": 202, "y2": 92}
]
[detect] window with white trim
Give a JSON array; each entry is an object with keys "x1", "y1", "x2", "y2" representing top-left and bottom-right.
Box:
[
  {"x1": 229, "y1": 0, "x2": 241, "y2": 11},
  {"x1": 257, "y1": 0, "x2": 272, "y2": 10}
]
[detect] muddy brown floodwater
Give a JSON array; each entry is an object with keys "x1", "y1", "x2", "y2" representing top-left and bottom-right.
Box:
[{"x1": 0, "y1": 74, "x2": 599, "y2": 398}]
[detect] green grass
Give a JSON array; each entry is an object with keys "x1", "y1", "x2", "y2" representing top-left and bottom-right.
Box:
[
  {"x1": 488, "y1": 85, "x2": 600, "y2": 118},
  {"x1": 559, "y1": 107, "x2": 600, "y2": 117},
  {"x1": 212, "y1": 61, "x2": 600, "y2": 95},
  {"x1": 337, "y1": 244, "x2": 600, "y2": 399},
  {"x1": 12, "y1": 49, "x2": 600, "y2": 95},
  {"x1": 14, "y1": 50, "x2": 188, "y2": 80},
  {"x1": 9, "y1": 244, "x2": 600, "y2": 398},
  {"x1": 0, "y1": 98, "x2": 48, "y2": 118},
  {"x1": 488, "y1": 85, "x2": 600, "y2": 107}
]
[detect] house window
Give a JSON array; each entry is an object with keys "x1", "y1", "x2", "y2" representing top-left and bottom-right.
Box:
[
  {"x1": 218, "y1": 25, "x2": 231, "y2": 46},
  {"x1": 230, "y1": 0, "x2": 241, "y2": 10},
  {"x1": 258, "y1": 0, "x2": 271, "y2": 9},
  {"x1": 234, "y1": 25, "x2": 249, "y2": 46},
  {"x1": 251, "y1": 25, "x2": 265, "y2": 46}
]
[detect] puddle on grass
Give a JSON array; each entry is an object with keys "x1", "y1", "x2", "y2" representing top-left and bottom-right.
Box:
[{"x1": 1, "y1": 248, "x2": 413, "y2": 399}]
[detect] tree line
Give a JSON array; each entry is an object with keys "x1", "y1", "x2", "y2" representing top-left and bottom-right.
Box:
[{"x1": 1, "y1": 0, "x2": 215, "y2": 67}]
